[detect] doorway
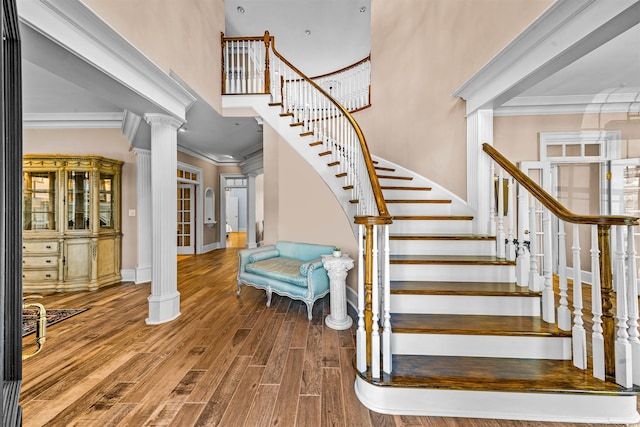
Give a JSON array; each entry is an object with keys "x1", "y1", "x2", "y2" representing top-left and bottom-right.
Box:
[{"x1": 177, "y1": 184, "x2": 195, "y2": 255}]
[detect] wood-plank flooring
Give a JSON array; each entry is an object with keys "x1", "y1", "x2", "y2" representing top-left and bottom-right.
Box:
[{"x1": 20, "y1": 248, "x2": 640, "y2": 426}]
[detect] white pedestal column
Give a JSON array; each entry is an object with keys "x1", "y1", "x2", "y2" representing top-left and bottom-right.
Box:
[
  {"x1": 133, "y1": 148, "x2": 152, "y2": 284},
  {"x1": 145, "y1": 113, "x2": 183, "y2": 324},
  {"x1": 322, "y1": 254, "x2": 354, "y2": 330}
]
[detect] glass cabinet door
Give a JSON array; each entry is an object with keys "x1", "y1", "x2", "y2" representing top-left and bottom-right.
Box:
[
  {"x1": 23, "y1": 171, "x2": 57, "y2": 231},
  {"x1": 67, "y1": 170, "x2": 90, "y2": 230},
  {"x1": 99, "y1": 173, "x2": 115, "y2": 229}
]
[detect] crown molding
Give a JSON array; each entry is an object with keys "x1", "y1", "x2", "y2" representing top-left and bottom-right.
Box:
[
  {"x1": 177, "y1": 145, "x2": 240, "y2": 166},
  {"x1": 495, "y1": 92, "x2": 640, "y2": 116},
  {"x1": 18, "y1": 0, "x2": 196, "y2": 120},
  {"x1": 453, "y1": 0, "x2": 640, "y2": 115},
  {"x1": 23, "y1": 111, "x2": 124, "y2": 128}
]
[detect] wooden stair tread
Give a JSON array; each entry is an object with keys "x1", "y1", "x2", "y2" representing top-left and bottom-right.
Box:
[
  {"x1": 377, "y1": 174, "x2": 413, "y2": 181},
  {"x1": 390, "y1": 234, "x2": 495, "y2": 241},
  {"x1": 393, "y1": 215, "x2": 474, "y2": 221},
  {"x1": 390, "y1": 255, "x2": 515, "y2": 265},
  {"x1": 268, "y1": 102, "x2": 282, "y2": 107},
  {"x1": 375, "y1": 166, "x2": 395, "y2": 172},
  {"x1": 390, "y1": 280, "x2": 538, "y2": 296},
  {"x1": 381, "y1": 186, "x2": 432, "y2": 191},
  {"x1": 365, "y1": 355, "x2": 639, "y2": 395},
  {"x1": 386, "y1": 199, "x2": 451, "y2": 204},
  {"x1": 390, "y1": 313, "x2": 567, "y2": 336},
  {"x1": 300, "y1": 131, "x2": 313, "y2": 137}
]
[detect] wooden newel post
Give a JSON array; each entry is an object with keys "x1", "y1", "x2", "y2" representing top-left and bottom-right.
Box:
[
  {"x1": 598, "y1": 224, "x2": 616, "y2": 378},
  {"x1": 363, "y1": 223, "x2": 374, "y2": 368},
  {"x1": 220, "y1": 32, "x2": 226, "y2": 95},
  {"x1": 263, "y1": 31, "x2": 271, "y2": 94}
]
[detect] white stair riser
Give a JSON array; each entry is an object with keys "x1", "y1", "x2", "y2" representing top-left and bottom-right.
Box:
[
  {"x1": 387, "y1": 203, "x2": 452, "y2": 216},
  {"x1": 390, "y1": 294, "x2": 540, "y2": 316},
  {"x1": 390, "y1": 264, "x2": 516, "y2": 282},
  {"x1": 391, "y1": 334, "x2": 571, "y2": 359},
  {"x1": 389, "y1": 239, "x2": 496, "y2": 256},
  {"x1": 390, "y1": 220, "x2": 472, "y2": 234},
  {"x1": 355, "y1": 378, "x2": 640, "y2": 424}
]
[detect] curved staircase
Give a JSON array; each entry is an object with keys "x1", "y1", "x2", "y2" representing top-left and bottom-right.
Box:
[{"x1": 220, "y1": 33, "x2": 640, "y2": 424}]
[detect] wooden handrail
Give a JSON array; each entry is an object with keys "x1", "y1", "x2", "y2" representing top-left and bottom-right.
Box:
[
  {"x1": 268, "y1": 33, "x2": 390, "y2": 220},
  {"x1": 310, "y1": 54, "x2": 371, "y2": 80},
  {"x1": 483, "y1": 143, "x2": 638, "y2": 226}
]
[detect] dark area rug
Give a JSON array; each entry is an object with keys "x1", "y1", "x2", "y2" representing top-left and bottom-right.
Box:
[{"x1": 22, "y1": 308, "x2": 89, "y2": 337}]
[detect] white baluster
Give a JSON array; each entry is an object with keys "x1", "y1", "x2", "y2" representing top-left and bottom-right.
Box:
[
  {"x1": 356, "y1": 224, "x2": 366, "y2": 373},
  {"x1": 242, "y1": 40, "x2": 247, "y2": 93},
  {"x1": 528, "y1": 204, "x2": 541, "y2": 292},
  {"x1": 224, "y1": 41, "x2": 230, "y2": 94},
  {"x1": 557, "y1": 221, "x2": 570, "y2": 330},
  {"x1": 614, "y1": 226, "x2": 632, "y2": 387},
  {"x1": 490, "y1": 166, "x2": 497, "y2": 237},
  {"x1": 625, "y1": 225, "x2": 640, "y2": 385},
  {"x1": 382, "y1": 225, "x2": 392, "y2": 374},
  {"x1": 497, "y1": 170, "x2": 506, "y2": 259},
  {"x1": 371, "y1": 225, "x2": 380, "y2": 379},
  {"x1": 541, "y1": 206, "x2": 555, "y2": 323},
  {"x1": 591, "y1": 226, "x2": 605, "y2": 380},
  {"x1": 516, "y1": 182, "x2": 530, "y2": 287},
  {"x1": 571, "y1": 224, "x2": 587, "y2": 369},
  {"x1": 506, "y1": 177, "x2": 516, "y2": 261}
]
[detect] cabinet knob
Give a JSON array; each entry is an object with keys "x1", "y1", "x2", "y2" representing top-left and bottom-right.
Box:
[
  {"x1": 45, "y1": 274, "x2": 51, "y2": 278},
  {"x1": 46, "y1": 245, "x2": 52, "y2": 249},
  {"x1": 46, "y1": 259, "x2": 52, "y2": 263}
]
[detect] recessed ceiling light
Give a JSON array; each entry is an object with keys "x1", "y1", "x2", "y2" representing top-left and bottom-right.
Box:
[
  {"x1": 304, "y1": 29, "x2": 311, "y2": 36},
  {"x1": 360, "y1": 6, "x2": 366, "y2": 12},
  {"x1": 237, "y1": 6, "x2": 245, "y2": 14}
]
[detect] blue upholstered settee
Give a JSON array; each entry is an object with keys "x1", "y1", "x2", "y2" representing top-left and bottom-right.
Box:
[{"x1": 237, "y1": 241, "x2": 334, "y2": 320}]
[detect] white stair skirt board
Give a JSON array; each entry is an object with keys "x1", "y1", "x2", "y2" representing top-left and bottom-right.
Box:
[
  {"x1": 354, "y1": 378, "x2": 640, "y2": 424},
  {"x1": 390, "y1": 220, "x2": 473, "y2": 235},
  {"x1": 390, "y1": 264, "x2": 516, "y2": 283},
  {"x1": 391, "y1": 334, "x2": 571, "y2": 359},
  {"x1": 389, "y1": 239, "x2": 496, "y2": 256},
  {"x1": 386, "y1": 203, "x2": 452, "y2": 216},
  {"x1": 390, "y1": 294, "x2": 540, "y2": 316}
]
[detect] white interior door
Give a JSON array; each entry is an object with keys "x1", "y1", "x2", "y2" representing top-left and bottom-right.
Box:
[
  {"x1": 226, "y1": 195, "x2": 239, "y2": 232},
  {"x1": 177, "y1": 184, "x2": 195, "y2": 255}
]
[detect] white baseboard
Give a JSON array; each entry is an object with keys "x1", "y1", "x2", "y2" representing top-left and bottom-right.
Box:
[
  {"x1": 121, "y1": 269, "x2": 136, "y2": 283},
  {"x1": 121, "y1": 265, "x2": 151, "y2": 284},
  {"x1": 202, "y1": 242, "x2": 221, "y2": 253}
]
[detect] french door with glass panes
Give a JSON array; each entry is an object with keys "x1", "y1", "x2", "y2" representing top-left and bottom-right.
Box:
[{"x1": 177, "y1": 184, "x2": 195, "y2": 254}]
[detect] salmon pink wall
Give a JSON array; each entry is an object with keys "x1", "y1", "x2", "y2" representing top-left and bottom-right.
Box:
[
  {"x1": 357, "y1": 0, "x2": 553, "y2": 200},
  {"x1": 81, "y1": 0, "x2": 224, "y2": 112}
]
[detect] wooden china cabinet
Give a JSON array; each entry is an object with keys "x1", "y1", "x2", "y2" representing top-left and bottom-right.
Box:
[{"x1": 22, "y1": 155, "x2": 123, "y2": 292}]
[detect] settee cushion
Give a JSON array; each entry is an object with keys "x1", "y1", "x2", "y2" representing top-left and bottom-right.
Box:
[
  {"x1": 245, "y1": 257, "x2": 307, "y2": 288},
  {"x1": 248, "y1": 248, "x2": 280, "y2": 263}
]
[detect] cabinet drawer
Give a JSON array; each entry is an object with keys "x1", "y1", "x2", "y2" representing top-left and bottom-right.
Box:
[
  {"x1": 23, "y1": 256, "x2": 58, "y2": 268},
  {"x1": 23, "y1": 240, "x2": 59, "y2": 253},
  {"x1": 22, "y1": 269, "x2": 58, "y2": 281}
]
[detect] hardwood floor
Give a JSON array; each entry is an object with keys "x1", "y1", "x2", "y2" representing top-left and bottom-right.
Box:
[{"x1": 20, "y1": 248, "x2": 640, "y2": 426}]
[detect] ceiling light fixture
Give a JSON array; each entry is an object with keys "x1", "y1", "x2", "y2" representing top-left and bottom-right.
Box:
[
  {"x1": 305, "y1": 29, "x2": 311, "y2": 36},
  {"x1": 360, "y1": 6, "x2": 366, "y2": 12},
  {"x1": 237, "y1": 6, "x2": 245, "y2": 14}
]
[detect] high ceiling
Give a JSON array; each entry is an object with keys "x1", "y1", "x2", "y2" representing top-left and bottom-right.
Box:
[{"x1": 20, "y1": 1, "x2": 640, "y2": 165}]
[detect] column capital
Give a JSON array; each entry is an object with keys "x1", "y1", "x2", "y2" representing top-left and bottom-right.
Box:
[
  {"x1": 132, "y1": 147, "x2": 151, "y2": 158},
  {"x1": 144, "y1": 113, "x2": 184, "y2": 129}
]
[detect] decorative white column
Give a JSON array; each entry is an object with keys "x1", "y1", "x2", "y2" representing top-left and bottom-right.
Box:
[
  {"x1": 322, "y1": 254, "x2": 355, "y2": 330},
  {"x1": 467, "y1": 109, "x2": 494, "y2": 235},
  {"x1": 246, "y1": 174, "x2": 257, "y2": 248},
  {"x1": 144, "y1": 113, "x2": 183, "y2": 324},
  {"x1": 133, "y1": 148, "x2": 152, "y2": 284}
]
